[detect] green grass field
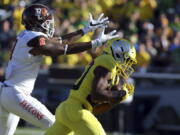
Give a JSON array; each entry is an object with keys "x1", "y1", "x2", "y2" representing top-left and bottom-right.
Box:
[
  {"x1": 14, "y1": 128, "x2": 116, "y2": 135},
  {"x1": 15, "y1": 128, "x2": 44, "y2": 135},
  {"x1": 15, "y1": 128, "x2": 146, "y2": 135}
]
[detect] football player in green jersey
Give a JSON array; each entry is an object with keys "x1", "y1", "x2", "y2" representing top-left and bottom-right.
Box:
[{"x1": 44, "y1": 37, "x2": 137, "y2": 135}]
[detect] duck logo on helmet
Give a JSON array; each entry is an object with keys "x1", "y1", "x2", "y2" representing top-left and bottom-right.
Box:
[{"x1": 104, "y1": 38, "x2": 137, "y2": 79}]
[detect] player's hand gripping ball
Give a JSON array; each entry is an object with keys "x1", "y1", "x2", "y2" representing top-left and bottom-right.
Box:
[{"x1": 121, "y1": 83, "x2": 134, "y2": 101}]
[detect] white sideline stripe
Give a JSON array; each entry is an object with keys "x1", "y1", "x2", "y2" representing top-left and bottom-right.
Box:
[
  {"x1": 48, "y1": 78, "x2": 75, "y2": 84},
  {"x1": 133, "y1": 72, "x2": 180, "y2": 79},
  {"x1": 48, "y1": 73, "x2": 180, "y2": 84}
]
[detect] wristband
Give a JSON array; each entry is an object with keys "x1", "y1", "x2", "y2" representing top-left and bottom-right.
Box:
[
  {"x1": 64, "y1": 44, "x2": 68, "y2": 55},
  {"x1": 82, "y1": 26, "x2": 91, "y2": 34},
  {"x1": 91, "y1": 39, "x2": 101, "y2": 50}
]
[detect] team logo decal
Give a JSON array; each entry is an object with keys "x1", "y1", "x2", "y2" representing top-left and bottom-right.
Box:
[{"x1": 39, "y1": 37, "x2": 46, "y2": 46}]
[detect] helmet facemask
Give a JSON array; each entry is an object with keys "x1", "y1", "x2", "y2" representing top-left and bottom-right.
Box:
[
  {"x1": 111, "y1": 40, "x2": 137, "y2": 79},
  {"x1": 41, "y1": 15, "x2": 55, "y2": 38},
  {"x1": 118, "y1": 58, "x2": 136, "y2": 79}
]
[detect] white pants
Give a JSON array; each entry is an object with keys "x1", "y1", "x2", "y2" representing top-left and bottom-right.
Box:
[{"x1": 0, "y1": 84, "x2": 55, "y2": 135}]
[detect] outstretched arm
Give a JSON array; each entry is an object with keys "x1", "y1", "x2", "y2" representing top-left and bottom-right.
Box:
[
  {"x1": 28, "y1": 27, "x2": 119, "y2": 56},
  {"x1": 58, "y1": 29, "x2": 84, "y2": 44},
  {"x1": 51, "y1": 29, "x2": 84, "y2": 45},
  {"x1": 53, "y1": 13, "x2": 109, "y2": 44},
  {"x1": 28, "y1": 40, "x2": 92, "y2": 56}
]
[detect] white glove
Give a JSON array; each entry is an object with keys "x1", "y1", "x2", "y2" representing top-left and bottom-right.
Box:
[
  {"x1": 82, "y1": 13, "x2": 109, "y2": 34},
  {"x1": 91, "y1": 27, "x2": 119, "y2": 49}
]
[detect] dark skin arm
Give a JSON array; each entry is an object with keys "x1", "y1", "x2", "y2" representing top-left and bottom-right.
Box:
[
  {"x1": 29, "y1": 42, "x2": 92, "y2": 56},
  {"x1": 28, "y1": 36, "x2": 93, "y2": 56},
  {"x1": 90, "y1": 66, "x2": 126, "y2": 114},
  {"x1": 52, "y1": 29, "x2": 84, "y2": 44},
  {"x1": 92, "y1": 99, "x2": 124, "y2": 115},
  {"x1": 91, "y1": 66, "x2": 126, "y2": 102},
  {"x1": 61, "y1": 29, "x2": 84, "y2": 44}
]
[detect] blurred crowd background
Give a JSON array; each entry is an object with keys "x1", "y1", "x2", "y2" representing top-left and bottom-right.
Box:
[
  {"x1": 0, "y1": 1, "x2": 180, "y2": 134},
  {"x1": 0, "y1": 0, "x2": 180, "y2": 77}
]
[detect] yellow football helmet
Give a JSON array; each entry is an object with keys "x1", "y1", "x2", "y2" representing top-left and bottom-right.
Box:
[{"x1": 103, "y1": 38, "x2": 137, "y2": 79}]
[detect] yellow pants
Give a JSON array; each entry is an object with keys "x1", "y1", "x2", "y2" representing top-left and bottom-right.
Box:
[{"x1": 44, "y1": 98, "x2": 106, "y2": 135}]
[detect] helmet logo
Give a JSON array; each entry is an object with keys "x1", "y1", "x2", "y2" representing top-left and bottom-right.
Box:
[
  {"x1": 35, "y1": 8, "x2": 48, "y2": 20},
  {"x1": 35, "y1": 8, "x2": 43, "y2": 20},
  {"x1": 41, "y1": 8, "x2": 48, "y2": 16},
  {"x1": 39, "y1": 37, "x2": 46, "y2": 46}
]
